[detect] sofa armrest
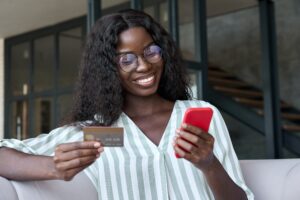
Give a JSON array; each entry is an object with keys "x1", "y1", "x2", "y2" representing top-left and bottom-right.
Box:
[
  {"x1": 240, "y1": 159, "x2": 300, "y2": 200},
  {"x1": 0, "y1": 171, "x2": 97, "y2": 200}
]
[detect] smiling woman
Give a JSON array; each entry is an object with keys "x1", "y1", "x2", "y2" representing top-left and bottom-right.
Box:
[{"x1": 0, "y1": 9, "x2": 253, "y2": 200}]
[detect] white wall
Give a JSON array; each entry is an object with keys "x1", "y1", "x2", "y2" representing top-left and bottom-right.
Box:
[{"x1": 0, "y1": 38, "x2": 3, "y2": 139}]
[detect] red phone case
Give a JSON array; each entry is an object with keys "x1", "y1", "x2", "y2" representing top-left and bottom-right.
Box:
[
  {"x1": 182, "y1": 107, "x2": 213, "y2": 132},
  {"x1": 175, "y1": 107, "x2": 213, "y2": 158}
]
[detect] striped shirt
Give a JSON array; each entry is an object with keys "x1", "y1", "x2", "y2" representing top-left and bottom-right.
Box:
[{"x1": 0, "y1": 100, "x2": 254, "y2": 200}]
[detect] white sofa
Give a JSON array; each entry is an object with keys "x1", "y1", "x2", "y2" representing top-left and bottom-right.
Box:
[
  {"x1": 240, "y1": 159, "x2": 300, "y2": 200},
  {"x1": 1, "y1": 159, "x2": 300, "y2": 200}
]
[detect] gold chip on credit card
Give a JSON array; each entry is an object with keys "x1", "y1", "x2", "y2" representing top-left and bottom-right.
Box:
[{"x1": 83, "y1": 126, "x2": 124, "y2": 147}]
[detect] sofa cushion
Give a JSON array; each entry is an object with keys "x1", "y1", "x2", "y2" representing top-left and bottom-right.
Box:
[
  {"x1": 0, "y1": 176, "x2": 18, "y2": 200},
  {"x1": 281, "y1": 162, "x2": 300, "y2": 200},
  {"x1": 240, "y1": 159, "x2": 300, "y2": 200}
]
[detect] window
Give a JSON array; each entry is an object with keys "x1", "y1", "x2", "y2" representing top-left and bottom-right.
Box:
[{"x1": 5, "y1": 17, "x2": 85, "y2": 139}]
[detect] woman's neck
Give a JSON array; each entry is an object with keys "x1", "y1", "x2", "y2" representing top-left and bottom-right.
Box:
[{"x1": 123, "y1": 94, "x2": 173, "y2": 118}]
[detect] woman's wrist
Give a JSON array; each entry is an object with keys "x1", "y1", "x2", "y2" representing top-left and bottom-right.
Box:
[
  {"x1": 42, "y1": 156, "x2": 61, "y2": 180},
  {"x1": 197, "y1": 155, "x2": 219, "y2": 175}
]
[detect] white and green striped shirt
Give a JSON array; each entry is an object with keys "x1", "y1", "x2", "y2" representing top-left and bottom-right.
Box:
[{"x1": 0, "y1": 100, "x2": 254, "y2": 200}]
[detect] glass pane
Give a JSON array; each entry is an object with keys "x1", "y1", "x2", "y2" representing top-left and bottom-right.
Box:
[
  {"x1": 207, "y1": 0, "x2": 257, "y2": 17},
  {"x1": 207, "y1": 4, "x2": 263, "y2": 159},
  {"x1": 143, "y1": 1, "x2": 155, "y2": 13},
  {"x1": 143, "y1": 0, "x2": 169, "y2": 31},
  {"x1": 102, "y1": 0, "x2": 130, "y2": 9},
  {"x1": 207, "y1": 6, "x2": 262, "y2": 88},
  {"x1": 276, "y1": 1, "x2": 300, "y2": 110},
  {"x1": 275, "y1": 0, "x2": 300, "y2": 157},
  {"x1": 179, "y1": 0, "x2": 195, "y2": 60},
  {"x1": 58, "y1": 27, "x2": 83, "y2": 88},
  {"x1": 11, "y1": 43, "x2": 30, "y2": 96},
  {"x1": 283, "y1": 147, "x2": 298, "y2": 158},
  {"x1": 33, "y1": 36, "x2": 55, "y2": 92},
  {"x1": 144, "y1": 5, "x2": 155, "y2": 18},
  {"x1": 33, "y1": 97, "x2": 53, "y2": 136},
  {"x1": 223, "y1": 112, "x2": 266, "y2": 159},
  {"x1": 159, "y1": 2, "x2": 169, "y2": 31},
  {"x1": 188, "y1": 70, "x2": 198, "y2": 99},
  {"x1": 10, "y1": 100, "x2": 29, "y2": 139},
  {"x1": 56, "y1": 94, "x2": 73, "y2": 124}
]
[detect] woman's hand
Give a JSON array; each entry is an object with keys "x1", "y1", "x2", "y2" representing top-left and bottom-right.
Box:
[
  {"x1": 173, "y1": 123, "x2": 215, "y2": 171},
  {"x1": 173, "y1": 124, "x2": 248, "y2": 199},
  {"x1": 52, "y1": 141, "x2": 103, "y2": 181}
]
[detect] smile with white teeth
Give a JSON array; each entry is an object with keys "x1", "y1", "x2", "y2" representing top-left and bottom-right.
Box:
[{"x1": 136, "y1": 75, "x2": 155, "y2": 86}]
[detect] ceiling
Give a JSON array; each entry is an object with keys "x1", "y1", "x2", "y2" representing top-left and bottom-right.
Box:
[
  {"x1": 0, "y1": 0, "x2": 128, "y2": 38},
  {"x1": 0, "y1": 0, "x2": 86, "y2": 38},
  {"x1": 0, "y1": 0, "x2": 256, "y2": 38}
]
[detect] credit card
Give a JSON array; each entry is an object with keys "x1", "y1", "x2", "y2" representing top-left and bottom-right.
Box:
[{"x1": 83, "y1": 127, "x2": 124, "y2": 147}]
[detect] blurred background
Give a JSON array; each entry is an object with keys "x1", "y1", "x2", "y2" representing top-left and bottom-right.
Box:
[{"x1": 0, "y1": 0, "x2": 299, "y2": 159}]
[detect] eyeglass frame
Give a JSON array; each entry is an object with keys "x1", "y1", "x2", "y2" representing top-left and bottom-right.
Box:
[{"x1": 115, "y1": 43, "x2": 163, "y2": 73}]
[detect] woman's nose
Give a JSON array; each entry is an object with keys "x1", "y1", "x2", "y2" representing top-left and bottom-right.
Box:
[{"x1": 135, "y1": 56, "x2": 152, "y2": 72}]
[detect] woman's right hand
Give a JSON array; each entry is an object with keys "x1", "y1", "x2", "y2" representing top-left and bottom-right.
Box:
[{"x1": 52, "y1": 141, "x2": 103, "y2": 181}]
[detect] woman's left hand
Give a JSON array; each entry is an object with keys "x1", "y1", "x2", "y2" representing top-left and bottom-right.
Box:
[{"x1": 173, "y1": 123, "x2": 215, "y2": 171}]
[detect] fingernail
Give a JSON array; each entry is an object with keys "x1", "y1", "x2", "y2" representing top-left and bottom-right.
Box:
[
  {"x1": 96, "y1": 154, "x2": 100, "y2": 158},
  {"x1": 177, "y1": 130, "x2": 183, "y2": 136},
  {"x1": 94, "y1": 142, "x2": 101, "y2": 148},
  {"x1": 175, "y1": 153, "x2": 181, "y2": 158},
  {"x1": 98, "y1": 147, "x2": 104, "y2": 152},
  {"x1": 173, "y1": 136, "x2": 178, "y2": 143},
  {"x1": 172, "y1": 140, "x2": 176, "y2": 147}
]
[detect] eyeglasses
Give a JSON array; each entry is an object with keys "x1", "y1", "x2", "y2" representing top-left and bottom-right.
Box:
[{"x1": 116, "y1": 44, "x2": 162, "y2": 73}]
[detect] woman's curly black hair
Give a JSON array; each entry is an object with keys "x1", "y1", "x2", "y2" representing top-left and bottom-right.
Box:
[{"x1": 66, "y1": 9, "x2": 191, "y2": 126}]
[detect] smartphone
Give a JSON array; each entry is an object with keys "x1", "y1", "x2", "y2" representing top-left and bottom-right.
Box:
[
  {"x1": 182, "y1": 107, "x2": 213, "y2": 132},
  {"x1": 175, "y1": 107, "x2": 213, "y2": 158},
  {"x1": 83, "y1": 126, "x2": 124, "y2": 147}
]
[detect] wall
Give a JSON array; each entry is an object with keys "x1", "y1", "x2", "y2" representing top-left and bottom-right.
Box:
[{"x1": 0, "y1": 38, "x2": 4, "y2": 139}]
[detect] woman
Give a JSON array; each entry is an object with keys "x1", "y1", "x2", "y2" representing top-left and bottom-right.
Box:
[{"x1": 0, "y1": 9, "x2": 253, "y2": 200}]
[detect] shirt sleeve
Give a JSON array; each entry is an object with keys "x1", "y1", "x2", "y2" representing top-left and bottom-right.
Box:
[
  {"x1": 208, "y1": 103, "x2": 255, "y2": 200},
  {"x1": 0, "y1": 125, "x2": 83, "y2": 156}
]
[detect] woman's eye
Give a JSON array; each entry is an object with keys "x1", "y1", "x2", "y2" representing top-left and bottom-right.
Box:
[
  {"x1": 121, "y1": 60, "x2": 133, "y2": 66},
  {"x1": 145, "y1": 52, "x2": 156, "y2": 57},
  {"x1": 145, "y1": 45, "x2": 161, "y2": 57},
  {"x1": 120, "y1": 54, "x2": 135, "y2": 65}
]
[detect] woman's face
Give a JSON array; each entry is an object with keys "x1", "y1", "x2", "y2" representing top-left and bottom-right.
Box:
[{"x1": 116, "y1": 27, "x2": 164, "y2": 98}]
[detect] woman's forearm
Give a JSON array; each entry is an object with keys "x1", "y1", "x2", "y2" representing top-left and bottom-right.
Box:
[
  {"x1": 0, "y1": 147, "x2": 57, "y2": 181},
  {"x1": 201, "y1": 156, "x2": 247, "y2": 200}
]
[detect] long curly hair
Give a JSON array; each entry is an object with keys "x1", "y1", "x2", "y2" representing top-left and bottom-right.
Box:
[{"x1": 66, "y1": 9, "x2": 191, "y2": 126}]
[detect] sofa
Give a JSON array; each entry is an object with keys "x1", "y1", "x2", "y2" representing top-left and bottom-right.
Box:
[{"x1": 0, "y1": 159, "x2": 299, "y2": 200}]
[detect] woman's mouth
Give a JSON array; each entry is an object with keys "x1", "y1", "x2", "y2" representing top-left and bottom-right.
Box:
[{"x1": 135, "y1": 75, "x2": 155, "y2": 87}]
